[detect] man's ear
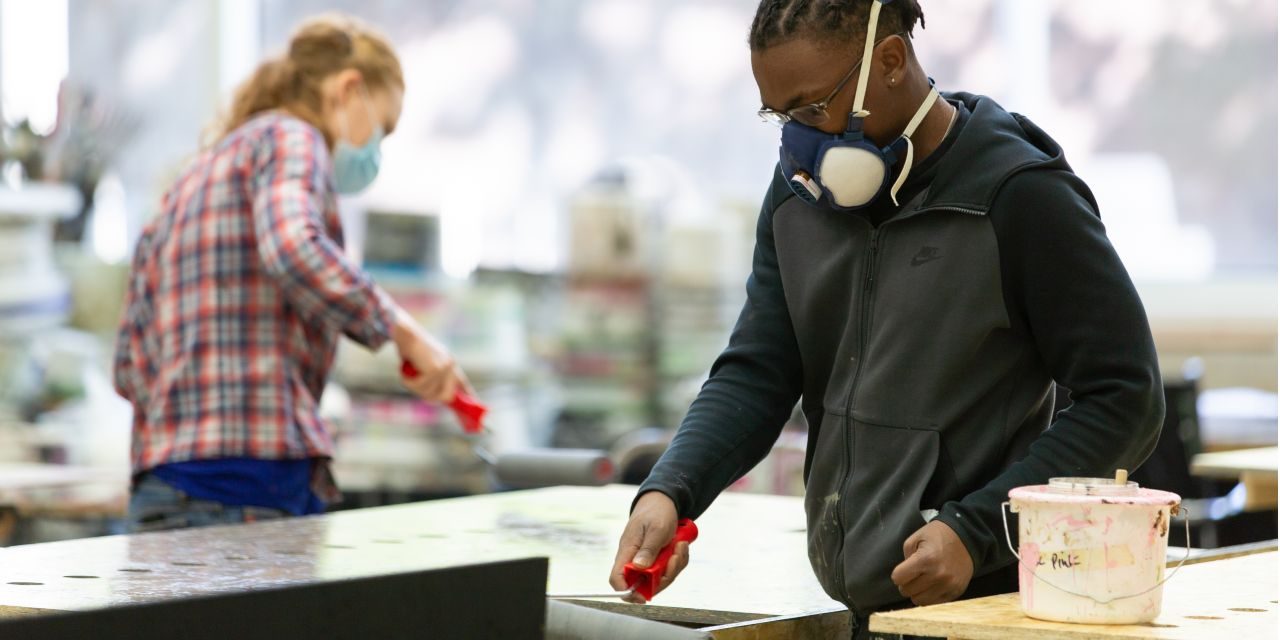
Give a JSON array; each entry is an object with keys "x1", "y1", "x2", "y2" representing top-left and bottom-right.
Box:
[{"x1": 876, "y1": 35, "x2": 910, "y2": 86}]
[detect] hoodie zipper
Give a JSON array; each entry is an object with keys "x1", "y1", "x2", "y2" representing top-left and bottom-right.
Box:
[
  {"x1": 917, "y1": 205, "x2": 986, "y2": 217},
  {"x1": 833, "y1": 227, "x2": 879, "y2": 606},
  {"x1": 826, "y1": 205, "x2": 981, "y2": 607}
]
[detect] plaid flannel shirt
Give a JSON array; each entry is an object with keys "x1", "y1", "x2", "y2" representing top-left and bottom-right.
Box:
[{"x1": 114, "y1": 113, "x2": 396, "y2": 487}]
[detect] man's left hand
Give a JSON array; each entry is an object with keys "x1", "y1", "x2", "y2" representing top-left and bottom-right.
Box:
[{"x1": 890, "y1": 520, "x2": 974, "y2": 606}]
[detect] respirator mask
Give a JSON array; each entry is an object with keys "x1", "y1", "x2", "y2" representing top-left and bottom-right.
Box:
[{"x1": 777, "y1": 0, "x2": 939, "y2": 210}]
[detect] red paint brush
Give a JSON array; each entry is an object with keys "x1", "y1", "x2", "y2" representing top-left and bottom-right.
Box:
[{"x1": 400, "y1": 360, "x2": 488, "y2": 434}]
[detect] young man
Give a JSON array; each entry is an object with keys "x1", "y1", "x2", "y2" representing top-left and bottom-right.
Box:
[{"x1": 609, "y1": 1, "x2": 1164, "y2": 637}]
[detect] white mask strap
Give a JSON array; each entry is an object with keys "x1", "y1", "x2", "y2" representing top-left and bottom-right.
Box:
[
  {"x1": 849, "y1": 0, "x2": 883, "y2": 118},
  {"x1": 901, "y1": 87, "x2": 939, "y2": 139},
  {"x1": 889, "y1": 87, "x2": 940, "y2": 206}
]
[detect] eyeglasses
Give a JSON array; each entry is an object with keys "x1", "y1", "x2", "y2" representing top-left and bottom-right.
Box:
[{"x1": 757, "y1": 34, "x2": 901, "y2": 128}]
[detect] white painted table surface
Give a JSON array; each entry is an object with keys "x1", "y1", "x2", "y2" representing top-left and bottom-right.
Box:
[{"x1": 0, "y1": 485, "x2": 841, "y2": 624}]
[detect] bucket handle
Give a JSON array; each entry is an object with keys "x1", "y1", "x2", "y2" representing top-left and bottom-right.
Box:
[{"x1": 1001, "y1": 501, "x2": 1191, "y2": 605}]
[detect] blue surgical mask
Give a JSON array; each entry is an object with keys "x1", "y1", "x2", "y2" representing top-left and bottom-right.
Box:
[{"x1": 332, "y1": 90, "x2": 384, "y2": 194}]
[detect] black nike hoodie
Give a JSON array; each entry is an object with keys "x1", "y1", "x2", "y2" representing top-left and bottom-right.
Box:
[{"x1": 636, "y1": 92, "x2": 1164, "y2": 614}]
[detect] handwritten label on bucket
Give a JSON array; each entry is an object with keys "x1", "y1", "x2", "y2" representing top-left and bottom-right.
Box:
[{"x1": 1033, "y1": 545, "x2": 1136, "y2": 571}]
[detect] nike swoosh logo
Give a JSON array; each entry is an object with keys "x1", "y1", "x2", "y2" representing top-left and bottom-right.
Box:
[{"x1": 911, "y1": 255, "x2": 942, "y2": 267}]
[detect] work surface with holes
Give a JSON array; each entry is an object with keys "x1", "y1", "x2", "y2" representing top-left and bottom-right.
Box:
[
  {"x1": 0, "y1": 485, "x2": 841, "y2": 626},
  {"x1": 869, "y1": 551, "x2": 1278, "y2": 639}
]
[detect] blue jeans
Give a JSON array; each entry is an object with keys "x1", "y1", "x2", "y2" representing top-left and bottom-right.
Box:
[{"x1": 128, "y1": 474, "x2": 291, "y2": 533}]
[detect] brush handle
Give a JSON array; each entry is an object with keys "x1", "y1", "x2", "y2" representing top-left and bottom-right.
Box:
[
  {"x1": 400, "y1": 360, "x2": 488, "y2": 434},
  {"x1": 449, "y1": 390, "x2": 488, "y2": 434},
  {"x1": 622, "y1": 519, "x2": 698, "y2": 601}
]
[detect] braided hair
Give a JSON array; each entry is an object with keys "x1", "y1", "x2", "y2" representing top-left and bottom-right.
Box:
[{"x1": 748, "y1": 0, "x2": 925, "y2": 51}]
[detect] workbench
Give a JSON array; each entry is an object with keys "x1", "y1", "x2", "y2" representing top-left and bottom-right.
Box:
[
  {"x1": 0, "y1": 463, "x2": 127, "y2": 544},
  {"x1": 1190, "y1": 446, "x2": 1278, "y2": 511},
  {"x1": 0, "y1": 485, "x2": 846, "y2": 637},
  {"x1": 869, "y1": 550, "x2": 1278, "y2": 639},
  {"x1": 0, "y1": 464, "x2": 121, "y2": 493}
]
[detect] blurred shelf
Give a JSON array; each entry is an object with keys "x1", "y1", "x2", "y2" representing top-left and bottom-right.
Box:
[{"x1": 0, "y1": 184, "x2": 81, "y2": 220}]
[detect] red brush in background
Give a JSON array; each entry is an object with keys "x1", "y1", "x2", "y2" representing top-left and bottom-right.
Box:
[
  {"x1": 400, "y1": 360, "x2": 488, "y2": 434},
  {"x1": 399, "y1": 359, "x2": 616, "y2": 490}
]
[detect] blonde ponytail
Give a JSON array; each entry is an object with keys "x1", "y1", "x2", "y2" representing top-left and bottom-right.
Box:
[{"x1": 205, "y1": 14, "x2": 403, "y2": 147}]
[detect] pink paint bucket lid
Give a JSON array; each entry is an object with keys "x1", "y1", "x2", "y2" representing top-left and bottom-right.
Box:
[{"x1": 1009, "y1": 477, "x2": 1181, "y2": 507}]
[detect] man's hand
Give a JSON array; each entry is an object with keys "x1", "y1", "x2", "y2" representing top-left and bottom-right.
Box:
[
  {"x1": 608, "y1": 491, "x2": 690, "y2": 603},
  {"x1": 890, "y1": 519, "x2": 974, "y2": 606}
]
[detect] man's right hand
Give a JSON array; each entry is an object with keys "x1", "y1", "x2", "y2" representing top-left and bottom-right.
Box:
[
  {"x1": 609, "y1": 491, "x2": 689, "y2": 603},
  {"x1": 392, "y1": 307, "x2": 469, "y2": 403}
]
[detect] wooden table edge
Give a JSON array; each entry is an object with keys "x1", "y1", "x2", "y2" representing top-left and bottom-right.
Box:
[{"x1": 868, "y1": 544, "x2": 1279, "y2": 638}]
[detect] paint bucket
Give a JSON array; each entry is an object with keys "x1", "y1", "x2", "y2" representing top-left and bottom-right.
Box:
[{"x1": 1003, "y1": 476, "x2": 1187, "y2": 624}]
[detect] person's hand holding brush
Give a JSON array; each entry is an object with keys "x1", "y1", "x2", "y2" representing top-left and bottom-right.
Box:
[{"x1": 391, "y1": 307, "x2": 470, "y2": 402}]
